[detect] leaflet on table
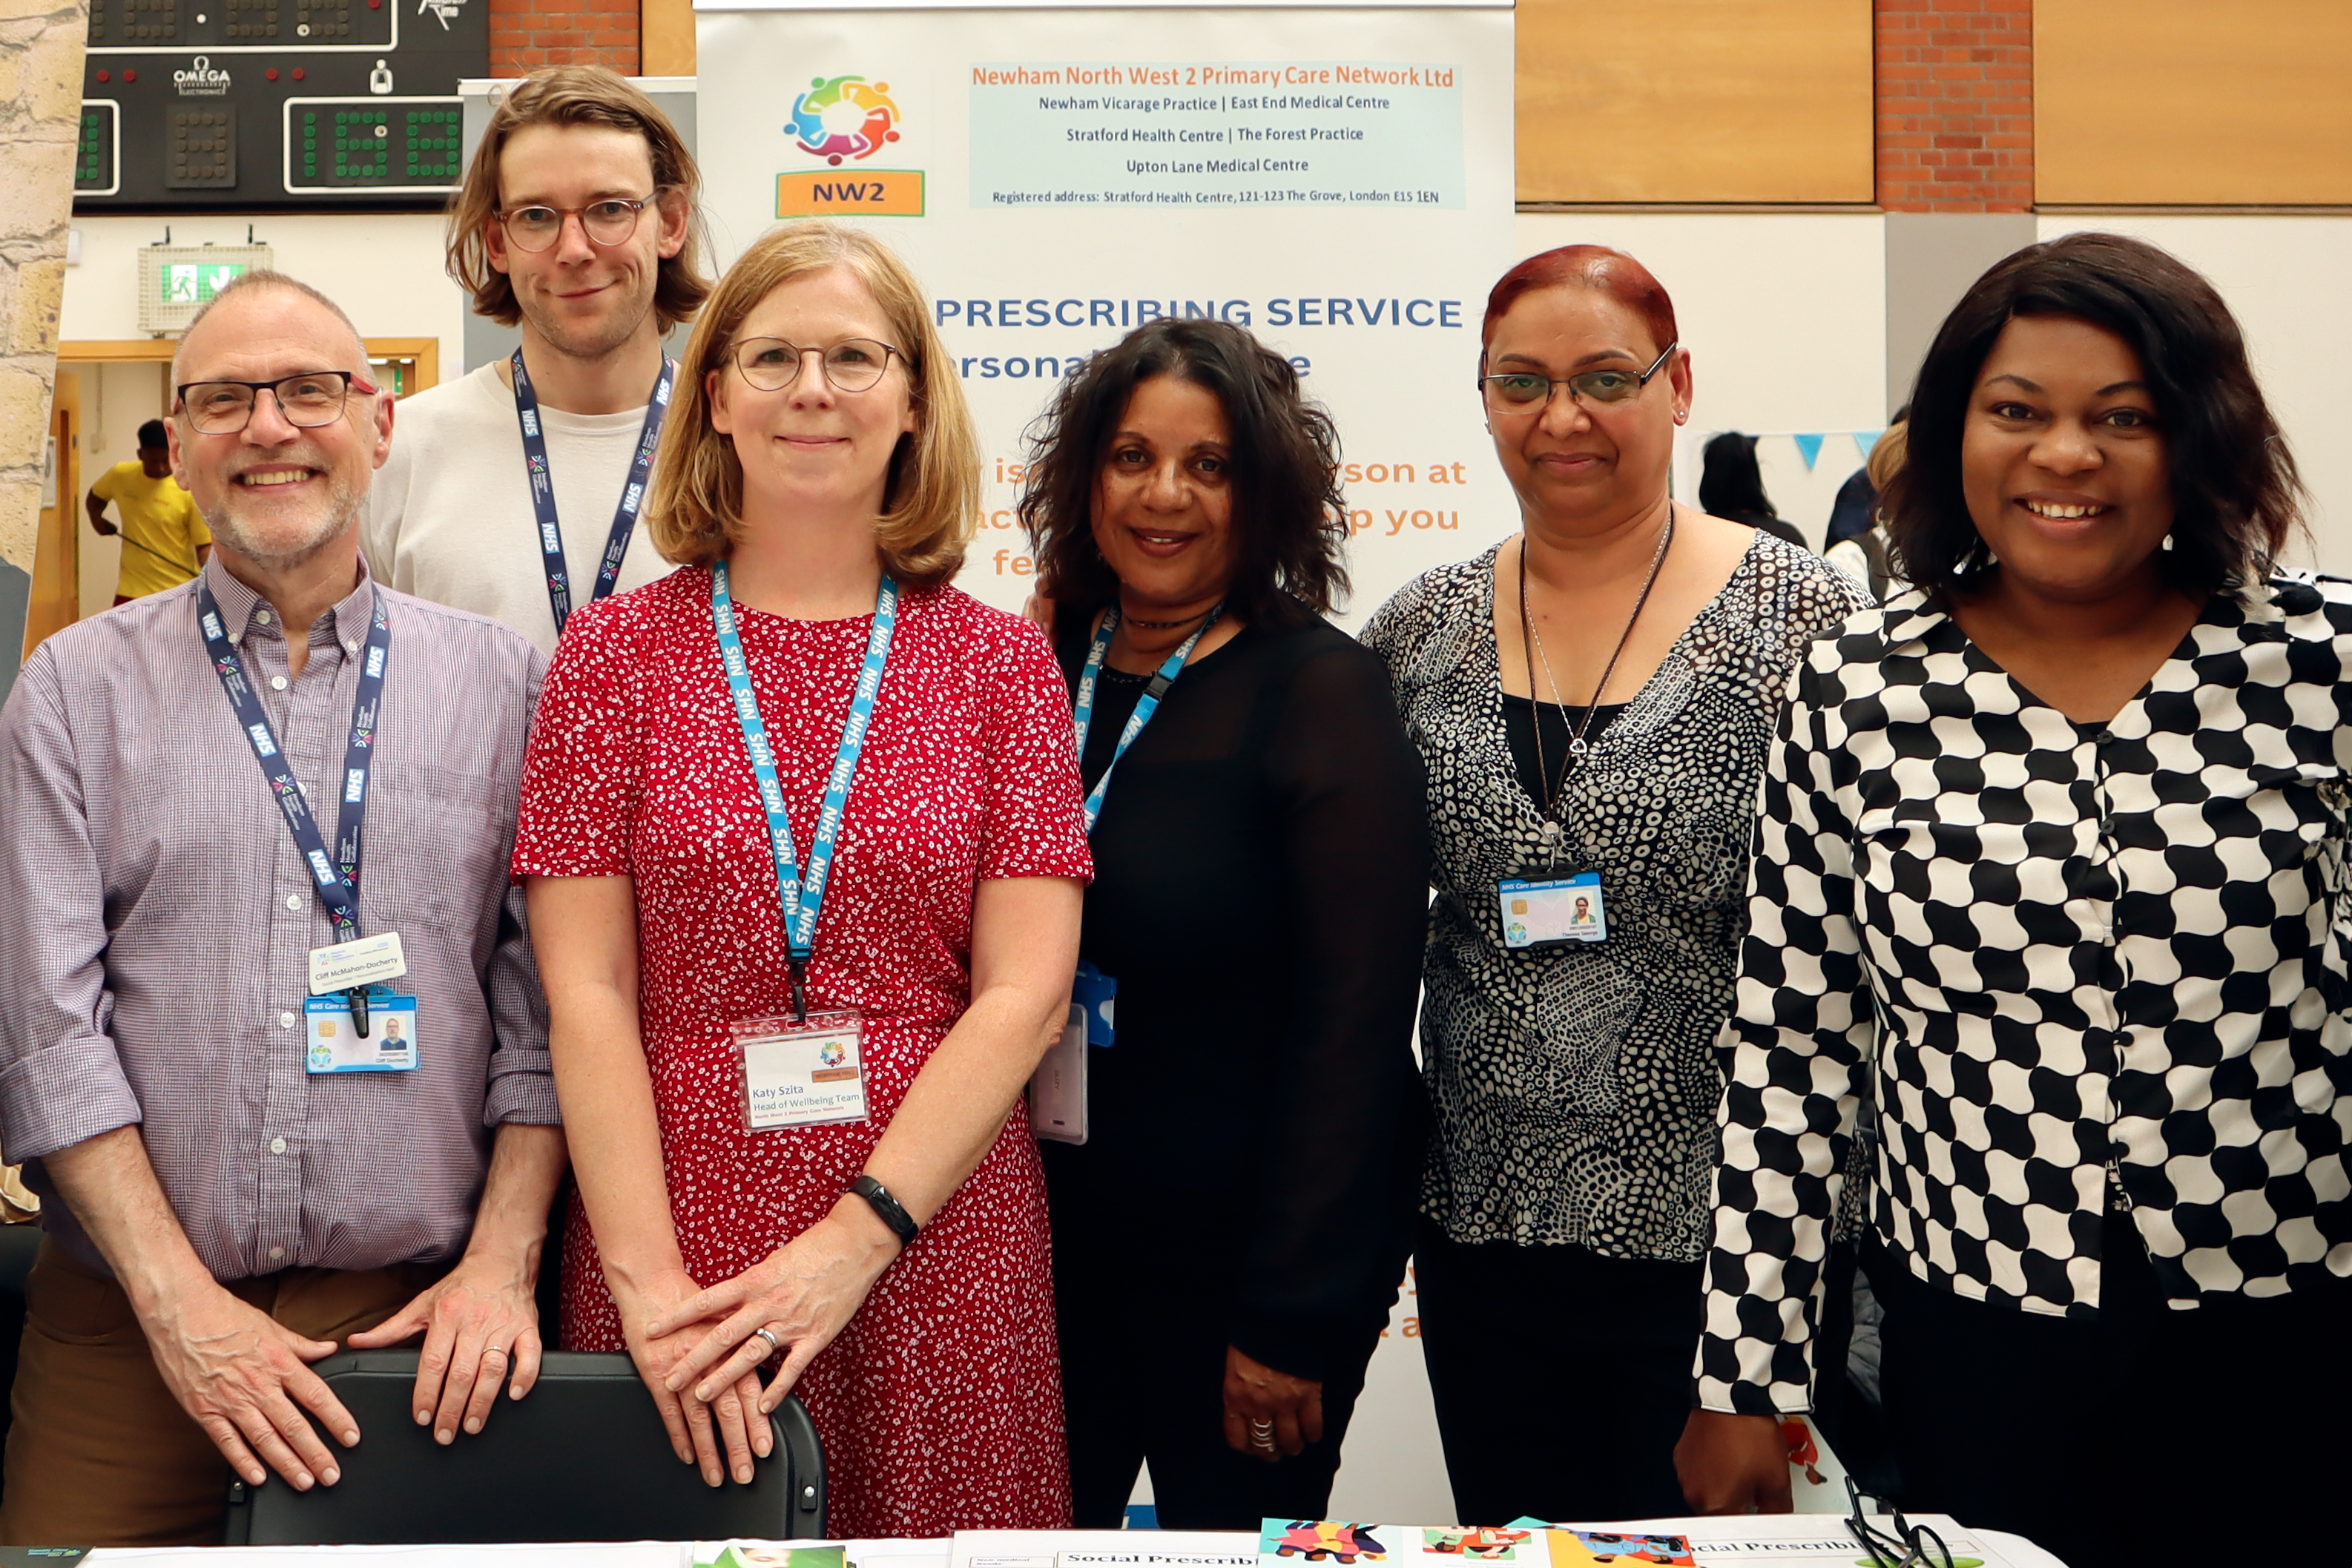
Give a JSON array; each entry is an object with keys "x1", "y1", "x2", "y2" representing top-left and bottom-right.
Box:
[
  {"x1": 694, "y1": 1544, "x2": 946, "y2": 1568},
  {"x1": 952, "y1": 1529, "x2": 1259, "y2": 1568},
  {"x1": 1503, "y1": 1515, "x2": 2023, "y2": 1568}
]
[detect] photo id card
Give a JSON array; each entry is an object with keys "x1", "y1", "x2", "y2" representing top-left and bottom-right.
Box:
[
  {"x1": 733, "y1": 1009, "x2": 869, "y2": 1132},
  {"x1": 1498, "y1": 870, "x2": 1608, "y2": 949},
  {"x1": 306, "y1": 988, "x2": 419, "y2": 1073},
  {"x1": 1071, "y1": 960, "x2": 1117, "y2": 1048}
]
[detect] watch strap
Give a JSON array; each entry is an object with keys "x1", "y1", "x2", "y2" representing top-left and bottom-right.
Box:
[{"x1": 849, "y1": 1173, "x2": 920, "y2": 1245}]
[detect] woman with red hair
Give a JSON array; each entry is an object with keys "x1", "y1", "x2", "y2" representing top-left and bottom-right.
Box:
[{"x1": 1360, "y1": 246, "x2": 1868, "y2": 1523}]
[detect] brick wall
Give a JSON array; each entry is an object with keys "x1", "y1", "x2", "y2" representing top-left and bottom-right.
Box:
[
  {"x1": 489, "y1": 0, "x2": 639, "y2": 77},
  {"x1": 1875, "y1": 0, "x2": 2032, "y2": 211}
]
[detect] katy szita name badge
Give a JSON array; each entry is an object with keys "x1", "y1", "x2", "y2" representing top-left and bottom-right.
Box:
[{"x1": 733, "y1": 1009, "x2": 870, "y2": 1132}]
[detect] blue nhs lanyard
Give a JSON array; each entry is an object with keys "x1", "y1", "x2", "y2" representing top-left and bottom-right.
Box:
[
  {"x1": 197, "y1": 578, "x2": 392, "y2": 1030},
  {"x1": 1071, "y1": 602, "x2": 1221, "y2": 834},
  {"x1": 511, "y1": 349, "x2": 676, "y2": 636},
  {"x1": 712, "y1": 560, "x2": 899, "y2": 1021}
]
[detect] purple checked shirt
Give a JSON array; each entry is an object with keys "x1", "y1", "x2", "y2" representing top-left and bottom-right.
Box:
[{"x1": 0, "y1": 556, "x2": 556, "y2": 1281}]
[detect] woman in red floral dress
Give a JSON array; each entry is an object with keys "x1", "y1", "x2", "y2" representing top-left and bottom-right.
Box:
[{"x1": 514, "y1": 223, "x2": 1090, "y2": 1535}]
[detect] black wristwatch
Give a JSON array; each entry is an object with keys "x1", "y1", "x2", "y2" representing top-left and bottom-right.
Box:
[{"x1": 849, "y1": 1174, "x2": 920, "y2": 1246}]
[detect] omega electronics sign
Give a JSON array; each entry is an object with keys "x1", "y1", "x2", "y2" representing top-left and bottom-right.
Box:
[{"x1": 76, "y1": 0, "x2": 487, "y2": 213}]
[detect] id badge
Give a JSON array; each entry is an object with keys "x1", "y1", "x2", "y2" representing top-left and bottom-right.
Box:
[
  {"x1": 732, "y1": 1009, "x2": 869, "y2": 1131},
  {"x1": 1498, "y1": 870, "x2": 1608, "y2": 949},
  {"x1": 306, "y1": 987, "x2": 419, "y2": 1073},
  {"x1": 1028, "y1": 1002, "x2": 1088, "y2": 1145},
  {"x1": 309, "y1": 930, "x2": 407, "y2": 995},
  {"x1": 1071, "y1": 960, "x2": 1117, "y2": 1048}
]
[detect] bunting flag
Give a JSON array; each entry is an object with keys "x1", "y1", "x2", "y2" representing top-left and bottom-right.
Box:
[
  {"x1": 1792, "y1": 432, "x2": 1825, "y2": 471},
  {"x1": 1854, "y1": 429, "x2": 1883, "y2": 462}
]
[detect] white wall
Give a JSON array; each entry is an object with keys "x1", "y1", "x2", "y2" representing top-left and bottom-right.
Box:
[
  {"x1": 59, "y1": 213, "x2": 467, "y2": 375},
  {"x1": 1513, "y1": 212, "x2": 1888, "y2": 549},
  {"x1": 2037, "y1": 214, "x2": 2352, "y2": 574}
]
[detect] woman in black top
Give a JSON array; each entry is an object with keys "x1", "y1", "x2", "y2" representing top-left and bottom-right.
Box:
[{"x1": 1019, "y1": 317, "x2": 1429, "y2": 1529}]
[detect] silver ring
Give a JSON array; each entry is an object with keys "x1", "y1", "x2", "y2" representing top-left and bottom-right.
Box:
[
  {"x1": 483, "y1": 1345, "x2": 506, "y2": 1359},
  {"x1": 754, "y1": 1326, "x2": 782, "y2": 1354}
]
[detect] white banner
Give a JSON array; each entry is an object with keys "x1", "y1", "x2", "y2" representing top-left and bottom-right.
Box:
[{"x1": 693, "y1": 0, "x2": 1519, "y2": 626}]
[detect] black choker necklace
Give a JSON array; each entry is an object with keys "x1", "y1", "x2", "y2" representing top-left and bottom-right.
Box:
[{"x1": 1124, "y1": 608, "x2": 1213, "y2": 630}]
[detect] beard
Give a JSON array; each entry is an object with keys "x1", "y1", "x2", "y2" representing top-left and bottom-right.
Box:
[
  {"x1": 202, "y1": 464, "x2": 364, "y2": 571},
  {"x1": 520, "y1": 277, "x2": 656, "y2": 363}
]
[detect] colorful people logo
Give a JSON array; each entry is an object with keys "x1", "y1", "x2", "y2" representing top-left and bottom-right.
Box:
[
  {"x1": 789, "y1": 76, "x2": 901, "y2": 166},
  {"x1": 819, "y1": 1040, "x2": 847, "y2": 1068}
]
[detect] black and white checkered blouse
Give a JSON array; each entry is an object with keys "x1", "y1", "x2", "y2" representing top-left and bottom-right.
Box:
[{"x1": 1696, "y1": 577, "x2": 2352, "y2": 1417}]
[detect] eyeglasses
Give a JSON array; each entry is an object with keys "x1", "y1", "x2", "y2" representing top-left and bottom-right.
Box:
[
  {"x1": 495, "y1": 194, "x2": 663, "y2": 253},
  {"x1": 728, "y1": 337, "x2": 903, "y2": 395},
  {"x1": 1479, "y1": 342, "x2": 1679, "y2": 415},
  {"x1": 1844, "y1": 1480, "x2": 1954, "y2": 1568},
  {"x1": 175, "y1": 371, "x2": 379, "y2": 435}
]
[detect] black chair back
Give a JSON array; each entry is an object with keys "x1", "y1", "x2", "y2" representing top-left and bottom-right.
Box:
[{"x1": 224, "y1": 1350, "x2": 825, "y2": 1544}]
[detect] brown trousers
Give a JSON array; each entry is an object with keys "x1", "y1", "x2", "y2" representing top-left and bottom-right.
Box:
[{"x1": 0, "y1": 1239, "x2": 437, "y2": 1547}]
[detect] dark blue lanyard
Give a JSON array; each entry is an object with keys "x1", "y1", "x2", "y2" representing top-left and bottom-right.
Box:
[
  {"x1": 511, "y1": 349, "x2": 675, "y2": 636},
  {"x1": 1070, "y1": 602, "x2": 1220, "y2": 834},
  {"x1": 712, "y1": 561, "x2": 898, "y2": 1021},
  {"x1": 198, "y1": 578, "x2": 392, "y2": 1026}
]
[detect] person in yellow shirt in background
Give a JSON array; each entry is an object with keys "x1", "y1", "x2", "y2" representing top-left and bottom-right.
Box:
[{"x1": 85, "y1": 419, "x2": 212, "y2": 604}]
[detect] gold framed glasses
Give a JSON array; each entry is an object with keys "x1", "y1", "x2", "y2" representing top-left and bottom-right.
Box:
[
  {"x1": 495, "y1": 193, "x2": 663, "y2": 254},
  {"x1": 728, "y1": 337, "x2": 903, "y2": 395}
]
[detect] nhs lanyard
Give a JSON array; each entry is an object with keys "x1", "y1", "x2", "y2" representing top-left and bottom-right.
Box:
[
  {"x1": 712, "y1": 560, "x2": 899, "y2": 1021},
  {"x1": 1071, "y1": 602, "x2": 1220, "y2": 834},
  {"x1": 198, "y1": 580, "x2": 392, "y2": 1010},
  {"x1": 511, "y1": 349, "x2": 676, "y2": 636}
]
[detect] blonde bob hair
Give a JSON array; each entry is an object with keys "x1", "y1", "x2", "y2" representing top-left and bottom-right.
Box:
[{"x1": 648, "y1": 223, "x2": 979, "y2": 585}]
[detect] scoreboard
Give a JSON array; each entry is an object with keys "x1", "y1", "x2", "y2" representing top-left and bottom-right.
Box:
[{"x1": 75, "y1": 0, "x2": 486, "y2": 213}]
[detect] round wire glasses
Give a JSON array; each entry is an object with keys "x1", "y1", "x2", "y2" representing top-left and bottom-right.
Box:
[{"x1": 727, "y1": 337, "x2": 903, "y2": 395}]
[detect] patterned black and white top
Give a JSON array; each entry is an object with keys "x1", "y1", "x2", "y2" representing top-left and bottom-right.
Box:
[
  {"x1": 1696, "y1": 579, "x2": 2352, "y2": 1417},
  {"x1": 1362, "y1": 534, "x2": 1868, "y2": 1258}
]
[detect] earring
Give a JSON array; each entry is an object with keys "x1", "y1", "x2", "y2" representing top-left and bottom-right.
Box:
[{"x1": 1673, "y1": 409, "x2": 1688, "y2": 426}]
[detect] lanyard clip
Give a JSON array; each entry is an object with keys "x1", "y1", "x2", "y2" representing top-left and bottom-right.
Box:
[
  {"x1": 347, "y1": 985, "x2": 371, "y2": 1039},
  {"x1": 788, "y1": 957, "x2": 808, "y2": 1026}
]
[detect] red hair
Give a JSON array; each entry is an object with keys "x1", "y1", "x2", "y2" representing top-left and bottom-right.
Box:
[{"x1": 1482, "y1": 245, "x2": 1679, "y2": 358}]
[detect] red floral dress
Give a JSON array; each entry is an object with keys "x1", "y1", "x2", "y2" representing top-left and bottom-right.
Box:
[{"x1": 512, "y1": 567, "x2": 1091, "y2": 1535}]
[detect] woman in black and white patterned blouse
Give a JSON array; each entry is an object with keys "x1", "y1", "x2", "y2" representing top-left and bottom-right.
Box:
[
  {"x1": 1677, "y1": 233, "x2": 2352, "y2": 1568},
  {"x1": 1360, "y1": 246, "x2": 1865, "y2": 1525}
]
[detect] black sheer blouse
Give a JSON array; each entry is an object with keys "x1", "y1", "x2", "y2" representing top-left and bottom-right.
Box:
[{"x1": 1041, "y1": 603, "x2": 1431, "y2": 1382}]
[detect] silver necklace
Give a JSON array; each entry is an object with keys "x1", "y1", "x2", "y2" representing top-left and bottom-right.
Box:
[{"x1": 1518, "y1": 504, "x2": 1677, "y2": 819}]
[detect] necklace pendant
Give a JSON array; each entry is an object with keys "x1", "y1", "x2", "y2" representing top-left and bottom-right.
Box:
[{"x1": 1567, "y1": 737, "x2": 1590, "y2": 757}]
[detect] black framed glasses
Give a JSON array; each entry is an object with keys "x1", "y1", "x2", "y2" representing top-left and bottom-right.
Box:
[
  {"x1": 728, "y1": 337, "x2": 903, "y2": 395},
  {"x1": 1479, "y1": 342, "x2": 1678, "y2": 415},
  {"x1": 1845, "y1": 1479, "x2": 1954, "y2": 1568},
  {"x1": 175, "y1": 370, "x2": 379, "y2": 435},
  {"x1": 495, "y1": 193, "x2": 663, "y2": 253}
]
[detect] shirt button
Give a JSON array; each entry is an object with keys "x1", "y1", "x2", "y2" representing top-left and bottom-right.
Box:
[
  {"x1": 286, "y1": 894, "x2": 303, "y2": 912},
  {"x1": 255, "y1": 608, "x2": 272, "y2": 625},
  {"x1": 269, "y1": 1136, "x2": 287, "y2": 1154},
  {"x1": 279, "y1": 1011, "x2": 297, "y2": 1029},
  {"x1": 268, "y1": 1246, "x2": 286, "y2": 1261},
  {"x1": 270, "y1": 675, "x2": 289, "y2": 691}
]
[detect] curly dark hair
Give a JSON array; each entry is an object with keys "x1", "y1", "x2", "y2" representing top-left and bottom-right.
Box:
[
  {"x1": 1019, "y1": 317, "x2": 1348, "y2": 627},
  {"x1": 1885, "y1": 230, "x2": 2304, "y2": 597}
]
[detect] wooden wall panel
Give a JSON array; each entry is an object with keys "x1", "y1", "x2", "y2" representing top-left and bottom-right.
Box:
[
  {"x1": 1516, "y1": 0, "x2": 1874, "y2": 205},
  {"x1": 2038, "y1": 0, "x2": 2352, "y2": 205}
]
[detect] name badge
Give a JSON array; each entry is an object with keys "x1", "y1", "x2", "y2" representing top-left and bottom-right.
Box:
[
  {"x1": 306, "y1": 989, "x2": 419, "y2": 1073},
  {"x1": 1498, "y1": 871, "x2": 1608, "y2": 949},
  {"x1": 733, "y1": 1009, "x2": 869, "y2": 1132},
  {"x1": 309, "y1": 930, "x2": 407, "y2": 995},
  {"x1": 1071, "y1": 960, "x2": 1117, "y2": 1048},
  {"x1": 1028, "y1": 1002, "x2": 1088, "y2": 1145}
]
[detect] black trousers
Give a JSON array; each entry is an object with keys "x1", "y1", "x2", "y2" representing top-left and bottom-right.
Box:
[
  {"x1": 1057, "y1": 1274, "x2": 1385, "y2": 1530},
  {"x1": 1870, "y1": 1213, "x2": 2352, "y2": 1568},
  {"x1": 1416, "y1": 1219, "x2": 1702, "y2": 1525}
]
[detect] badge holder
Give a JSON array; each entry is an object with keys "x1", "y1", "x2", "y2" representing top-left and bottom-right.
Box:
[{"x1": 733, "y1": 1009, "x2": 870, "y2": 1132}]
